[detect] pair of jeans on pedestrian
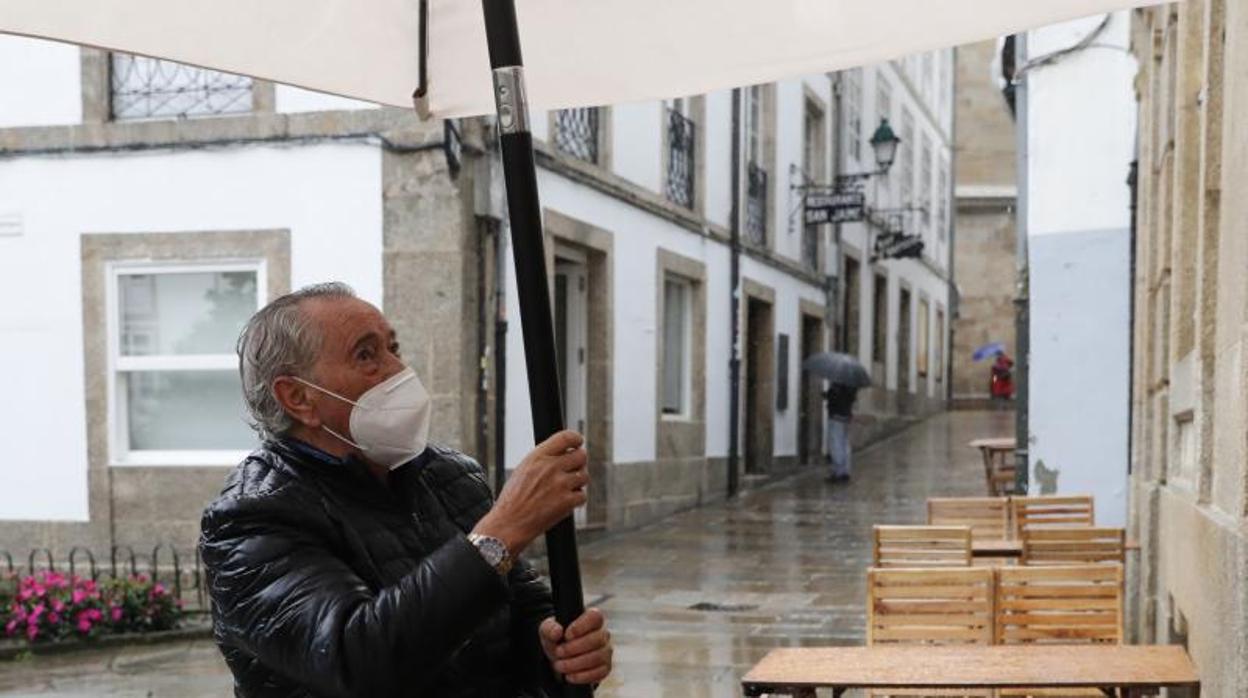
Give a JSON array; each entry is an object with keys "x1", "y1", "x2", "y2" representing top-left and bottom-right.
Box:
[{"x1": 825, "y1": 417, "x2": 851, "y2": 478}]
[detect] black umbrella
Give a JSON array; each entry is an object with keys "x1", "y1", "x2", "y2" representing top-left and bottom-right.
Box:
[{"x1": 802, "y1": 352, "x2": 871, "y2": 388}]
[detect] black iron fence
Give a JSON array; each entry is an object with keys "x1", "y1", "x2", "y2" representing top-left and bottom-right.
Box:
[
  {"x1": 0, "y1": 545, "x2": 209, "y2": 613},
  {"x1": 745, "y1": 161, "x2": 768, "y2": 246},
  {"x1": 665, "y1": 108, "x2": 696, "y2": 209},
  {"x1": 553, "y1": 107, "x2": 600, "y2": 164}
]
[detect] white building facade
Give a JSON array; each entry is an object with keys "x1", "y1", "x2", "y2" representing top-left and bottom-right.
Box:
[
  {"x1": 1017, "y1": 13, "x2": 1136, "y2": 526},
  {"x1": 0, "y1": 35, "x2": 953, "y2": 554}
]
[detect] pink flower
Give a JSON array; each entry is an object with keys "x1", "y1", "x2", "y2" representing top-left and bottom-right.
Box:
[
  {"x1": 85, "y1": 608, "x2": 102, "y2": 622},
  {"x1": 51, "y1": 598, "x2": 65, "y2": 613},
  {"x1": 32, "y1": 583, "x2": 46, "y2": 597},
  {"x1": 4, "y1": 619, "x2": 16, "y2": 636},
  {"x1": 83, "y1": 579, "x2": 97, "y2": 593},
  {"x1": 76, "y1": 618, "x2": 91, "y2": 633},
  {"x1": 30, "y1": 603, "x2": 45, "y2": 620},
  {"x1": 72, "y1": 589, "x2": 87, "y2": 604},
  {"x1": 16, "y1": 589, "x2": 30, "y2": 602},
  {"x1": 152, "y1": 583, "x2": 166, "y2": 596},
  {"x1": 110, "y1": 606, "x2": 123, "y2": 622},
  {"x1": 48, "y1": 612, "x2": 60, "y2": 624},
  {"x1": 26, "y1": 623, "x2": 38, "y2": 641}
]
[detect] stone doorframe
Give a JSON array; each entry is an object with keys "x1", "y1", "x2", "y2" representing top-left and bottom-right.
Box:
[
  {"x1": 541, "y1": 209, "x2": 614, "y2": 529},
  {"x1": 740, "y1": 278, "x2": 776, "y2": 476},
  {"x1": 798, "y1": 299, "x2": 828, "y2": 465}
]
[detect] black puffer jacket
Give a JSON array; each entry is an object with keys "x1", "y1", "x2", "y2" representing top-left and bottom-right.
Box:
[{"x1": 199, "y1": 439, "x2": 559, "y2": 698}]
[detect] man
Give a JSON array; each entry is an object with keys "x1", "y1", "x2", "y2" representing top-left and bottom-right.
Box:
[
  {"x1": 823, "y1": 381, "x2": 859, "y2": 483},
  {"x1": 200, "y1": 282, "x2": 612, "y2": 697}
]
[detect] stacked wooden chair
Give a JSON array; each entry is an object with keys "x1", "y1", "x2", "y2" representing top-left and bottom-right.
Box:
[
  {"x1": 1011, "y1": 495, "x2": 1094, "y2": 535},
  {"x1": 873, "y1": 525, "x2": 973, "y2": 569},
  {"x1": 995, "y1": 564, "x2": 1124, "y2": 697},
  {"x1": 926, "y1": 497, "x2": 1010, "y2": 542},
  {"x1": 867, "y1": 566, "x2": 995, "y2": 697}
]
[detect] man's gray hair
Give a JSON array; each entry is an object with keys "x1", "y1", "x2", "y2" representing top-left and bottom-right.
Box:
[{"x1": 237, "y1": 282, "x2": 356, "y2": 440}]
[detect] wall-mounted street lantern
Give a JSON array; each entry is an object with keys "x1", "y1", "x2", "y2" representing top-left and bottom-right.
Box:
[{"x1": 868, "y1": 117, "x2": 900, "y2": 174}]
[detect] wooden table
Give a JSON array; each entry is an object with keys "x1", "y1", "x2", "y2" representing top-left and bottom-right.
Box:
[
  {"x1": 971, "y1": 537, "x2": 1141, "y2": 558},
  {"x1": 741, "y1": 645, "x2": 1199, "y2": 697},
  {"x1": 969, "y1": 437, "x2": 1017, "y2": 495}
]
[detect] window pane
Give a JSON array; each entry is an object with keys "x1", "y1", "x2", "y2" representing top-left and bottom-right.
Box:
[
  {"x1": 126, "y1": 370, "x2": 254, "y2": 450},
  {"x1": 662, "y1": 279, "x2": 687, "y2": 414},
  {"x1": 119, "y1": 270, "x2": 257, "y2": 356}
]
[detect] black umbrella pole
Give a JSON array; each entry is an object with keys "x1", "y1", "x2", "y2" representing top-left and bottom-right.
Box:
[{"x1": 481, "y1": 2, "x2": 591, "y2": 696}]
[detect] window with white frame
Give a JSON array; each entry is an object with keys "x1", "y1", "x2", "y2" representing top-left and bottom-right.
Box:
[
  {"x1": 921, "y1": 52, "x2": 934, "y2": 101},
  {"x1": 109, "y1": 262, "x2": 264, "y2": 464},
  {"x1": 845, "y1": 69, "x2": 863, "y2": 164},
  {"x1": 937, "y1": 160, "x2": 949, "y2": 243},
  {"x1": 920, "y1": 133, "x2": 933, "y2": 231},
  {"x1": 938, "y1": 51, "x2": 951, "y2": 122},
  {"x1": 899, "y1": 108, "x2": 915, "y2": 207},
  {"x1": 661, "y1": 274, "x2": 694, "y2": 417},
  {"x1": 875, "y1": 76, "x2": 893, "y2": 130}
]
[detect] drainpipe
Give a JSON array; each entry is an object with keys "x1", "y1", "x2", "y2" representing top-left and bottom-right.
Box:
[
  {"x1": 1013, "y1": 33, "x2": 1031, "y2": 494},
  {"x1": 831, "y1": 75, "x2": 846, "y2": 351},
  {"x1": 493, "y1": 219, "x2": 510, "y2": 495},
  {"x1": 728, "y1": 87, "x2": 743, "y2": 498},
  {"x1": 946, "y1": 48, "x2": 959, "y2": 404}
]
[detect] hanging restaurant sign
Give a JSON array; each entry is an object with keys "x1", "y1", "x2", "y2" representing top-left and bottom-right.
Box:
[
  {"x1": 804, "y1": 190, "x2": 866, "y2": 225},
  {"x1": 874, "y1": 231, "x2": 924, "y2": 260}
]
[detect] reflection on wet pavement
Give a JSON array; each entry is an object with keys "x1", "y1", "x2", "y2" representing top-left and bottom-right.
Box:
[{"x1": 0, "y1": 410, "x2": 1010, "y2": 697}]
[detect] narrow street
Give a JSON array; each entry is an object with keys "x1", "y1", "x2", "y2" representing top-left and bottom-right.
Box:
[{"x1": 0, "y1": 410, "x2": 1011, "y2": 697}]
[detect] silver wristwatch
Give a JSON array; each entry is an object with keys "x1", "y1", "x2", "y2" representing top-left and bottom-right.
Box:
[{"x1": 467, "y1": 533, "x2": 514, "y2": 575}]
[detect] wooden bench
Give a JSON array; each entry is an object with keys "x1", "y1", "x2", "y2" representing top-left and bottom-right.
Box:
[
  {"x1": 873, "y1": 526, "x2": 972, "y2": 568},
  {"x1": 1021, "y1": 527, "x2": 1126, "y2": 566}
]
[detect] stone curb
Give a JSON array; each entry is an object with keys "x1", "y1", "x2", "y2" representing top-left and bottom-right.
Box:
[{"x1": 0, "y1": 621, "x2": 213, "y2": 661}]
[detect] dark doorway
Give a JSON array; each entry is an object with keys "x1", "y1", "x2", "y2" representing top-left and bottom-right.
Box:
[
  {"x1": 744, "y1": 296, "x2": 775, "y2": 475},
  {"x1": 897, "y1": 287, "x2": 912, "y2": 395},
  {"x1": 798, "y1": 313, "x2": 825, "y2": 465}
]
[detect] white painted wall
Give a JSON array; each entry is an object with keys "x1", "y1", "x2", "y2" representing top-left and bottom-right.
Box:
[
  {"x1": 1024, "y1": 12, "x2": 1135, "y2": 526},
  {"x1": 0, "y1": 142, "x2": 384, "y2": 520},
  {"x1": 275, "y1": 85, "x2": 379, "y2": 114},
  {"x1": 0, "y1": 36, "x2": 82, "y2": 128}
]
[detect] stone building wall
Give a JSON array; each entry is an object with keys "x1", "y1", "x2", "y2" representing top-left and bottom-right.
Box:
[
  {"x1": 951, "y1": 40, "x2": 1017, "y2": 404},
  {"x1": 1128, "y1": 3, "x2": 1248, "y2": 695}
]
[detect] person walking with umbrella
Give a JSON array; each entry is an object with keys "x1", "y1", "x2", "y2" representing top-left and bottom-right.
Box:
[{"x1": 802, "y1": 352, "x2": 870, "y2": 483}]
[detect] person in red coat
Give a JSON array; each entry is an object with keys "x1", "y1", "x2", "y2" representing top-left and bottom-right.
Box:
[{"x1": 990, "y1": 351, "x2": 1015, "y2": 400}]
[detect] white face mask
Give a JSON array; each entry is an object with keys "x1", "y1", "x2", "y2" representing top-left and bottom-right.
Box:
[{"x1": 293, "y1": 367, "x2": 432, "y2": 469}]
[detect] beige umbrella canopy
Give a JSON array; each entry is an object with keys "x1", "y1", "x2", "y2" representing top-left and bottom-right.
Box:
[{"x1": 2, "y1": 0, "x2": 1156, "y2": 117}]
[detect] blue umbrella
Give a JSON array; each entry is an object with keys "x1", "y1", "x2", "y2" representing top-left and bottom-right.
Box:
[{"x1": 973, "y1": 342, "x2": 1007, "y2": 362}]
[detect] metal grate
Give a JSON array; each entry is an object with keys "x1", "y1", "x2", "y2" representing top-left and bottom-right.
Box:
[
  {"x1": 111, "y1": 54, "x2": 253, "y2": 120},
  {"x1": 665, "y1": 108, "x2": 696, "y2": 208},
  {"x1": 745, "y1": 162, "x2": 768, "y2": 246},
  {"x1": 553, "y1": 107, "x2": 600, "y2": 163}
]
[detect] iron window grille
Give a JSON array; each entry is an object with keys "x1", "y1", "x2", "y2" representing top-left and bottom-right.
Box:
[
  {"x1": 553, "y1": 107, "x2": 600, "y2": 164},
  {"x1": 111, "y1": 54, "x2": 253, "y2": 120},
  {"x1": 665, "y1": 108, "x2": 697, "y2": 209},
  {"x1": 745, "y1": 162, "x2": 768, "y2": 246}
]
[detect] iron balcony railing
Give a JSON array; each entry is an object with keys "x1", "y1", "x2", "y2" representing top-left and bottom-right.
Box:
[
  {"x1": 111, "y1": 54, "x2": 253, "y2": 120},
  {"x1": 665, "y1": 108, "x2": 696, "y2": 209},
  {"x1": 553, "y1": 107, "x2": 600, "y2": 164},
  {"x1": 745, "y1": 162, "x2": 768, "y2": 246}
]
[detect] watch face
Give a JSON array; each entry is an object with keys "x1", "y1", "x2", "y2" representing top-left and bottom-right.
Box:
[{"x1": 474, "y1": 535, "x2": 505, "y2": 568}]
